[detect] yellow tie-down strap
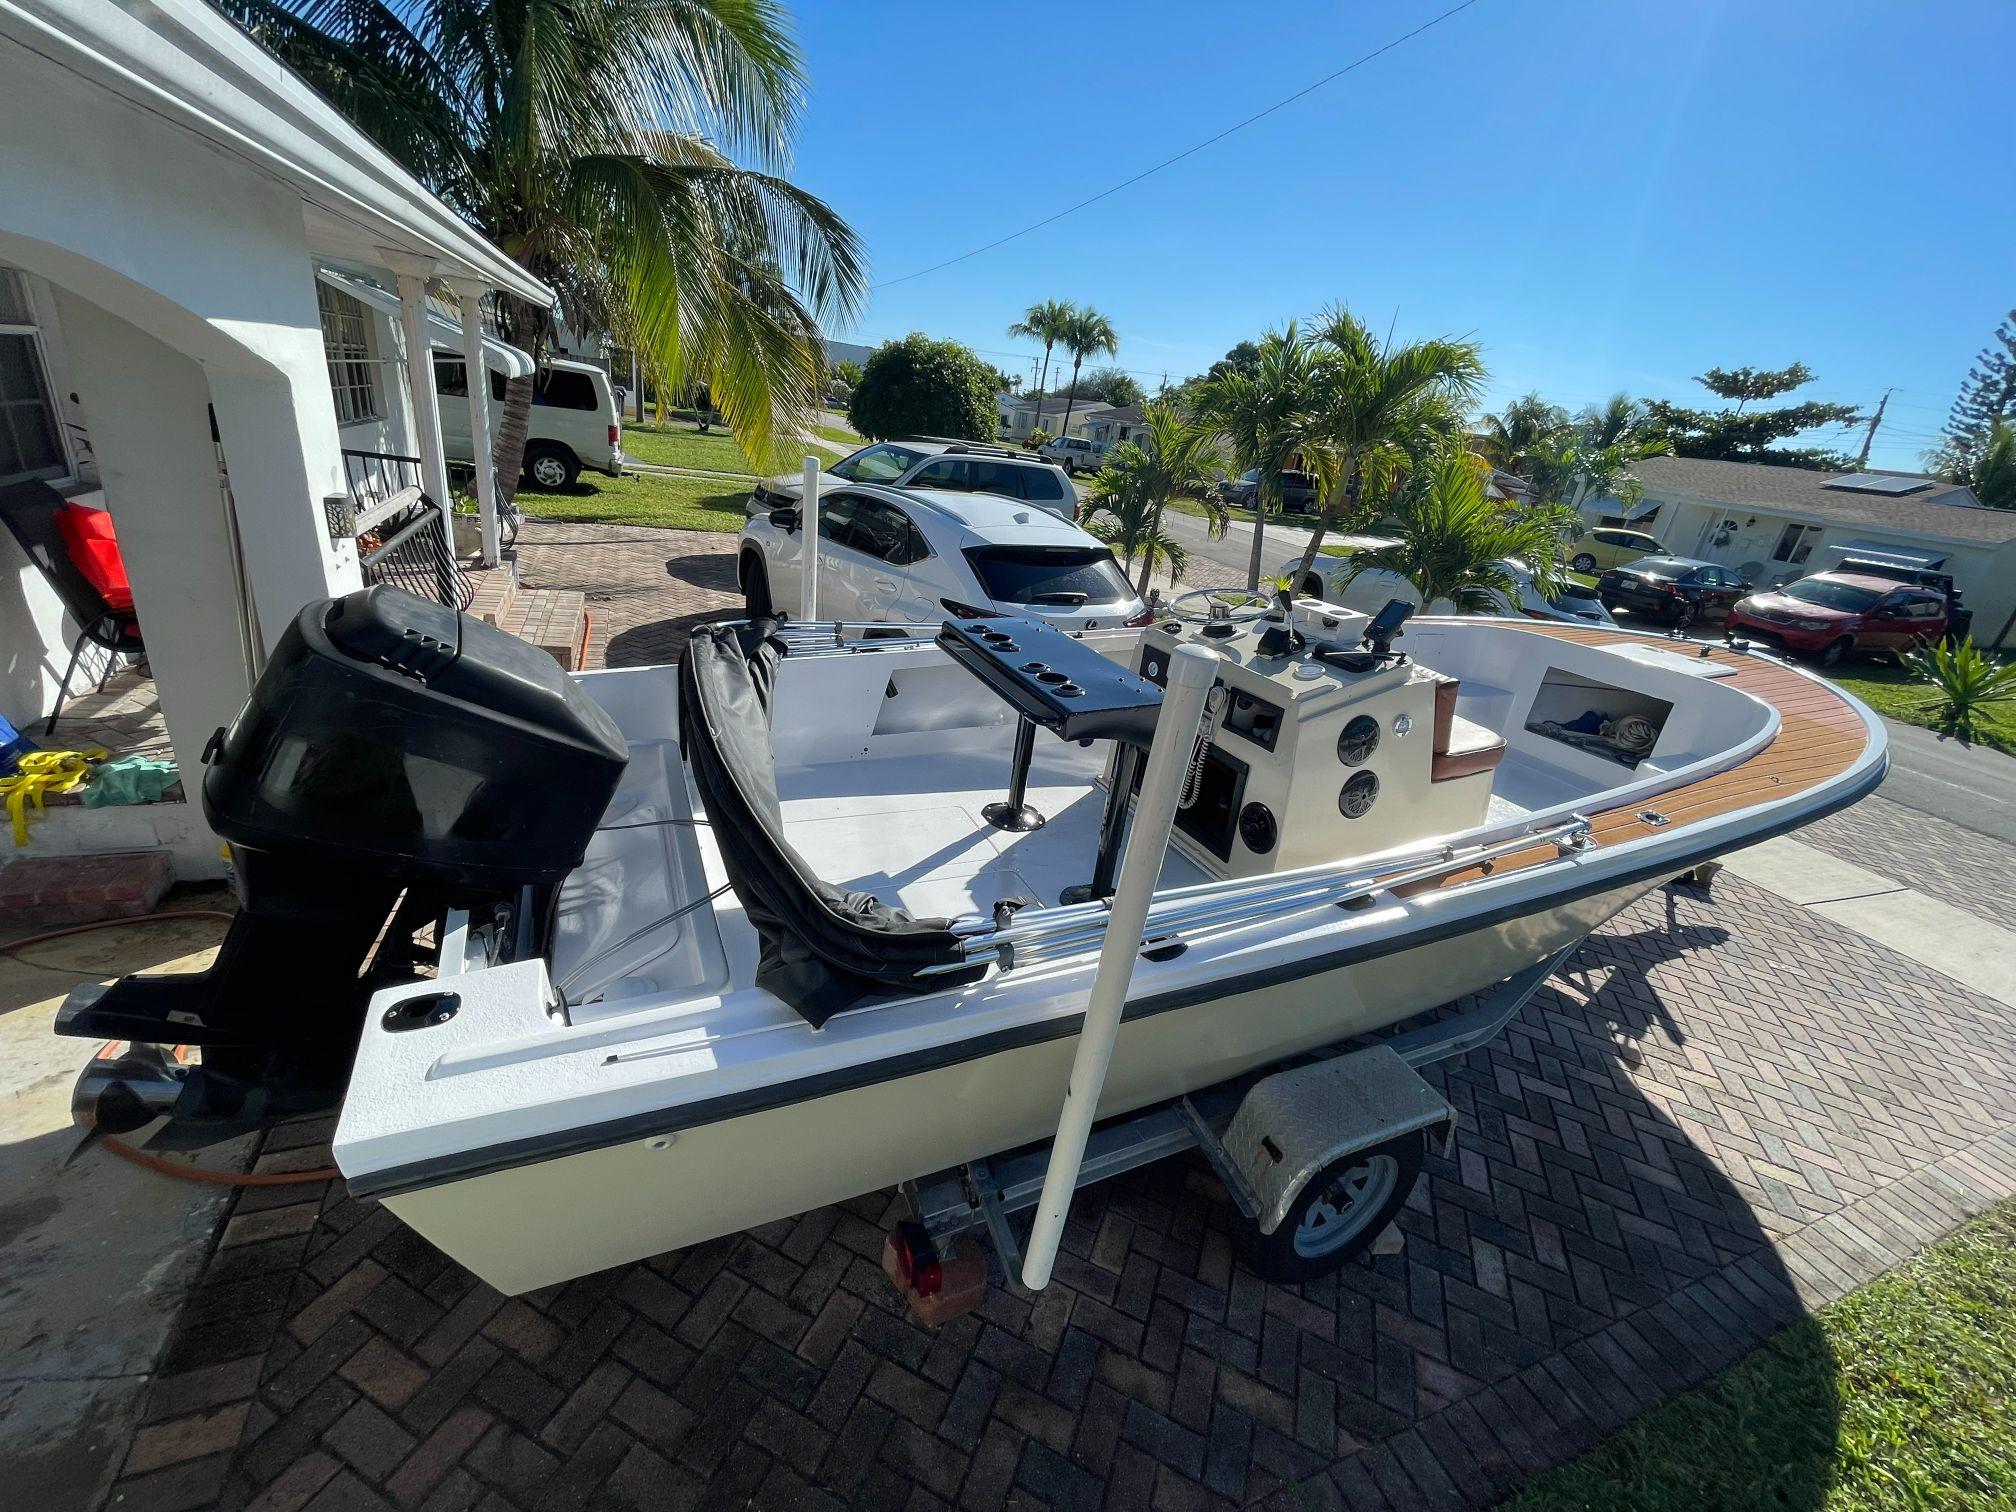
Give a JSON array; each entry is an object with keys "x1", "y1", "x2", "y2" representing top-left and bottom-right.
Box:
[{"x1": 2, "y1": 748, "x2": 108, "y2": 845}]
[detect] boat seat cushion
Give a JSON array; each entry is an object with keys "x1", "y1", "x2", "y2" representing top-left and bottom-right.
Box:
[
  {"x1": 1430, "y1": 673, "x2": 1459, "y2": 752},
  {"x1": 678, "y1": 620, "x2": 985, "y2": 1027},
  {"x1": 1431, "y1": 711, "x2": 1507, "y2": 782}
]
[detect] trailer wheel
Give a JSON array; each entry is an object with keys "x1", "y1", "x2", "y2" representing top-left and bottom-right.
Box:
[{"x1": 1243, "y1": 1130, "x2": 1425, "y2": 1284}]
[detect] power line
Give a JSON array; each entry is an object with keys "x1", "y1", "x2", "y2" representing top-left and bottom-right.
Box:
[{"x1": 868, "y1": 0, "x2": 1488, "y2": 291}]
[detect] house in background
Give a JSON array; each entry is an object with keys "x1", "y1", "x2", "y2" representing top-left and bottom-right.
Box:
[
  {"x1": 998, "y1": 394, "x2": 1114, "y2": 443},
  {"x1": 1079, "y1": 404, "x2": 1147, "y2": 452},
  {"x1": 1586, "y1": 456, "x2": 2016, "y2": 646},
  {"x1": 823, "y1": 338, "x2": 875, "y2": 372},
  {"x1": 0, "y1": 0, "x2": 554, "y2": 874}
]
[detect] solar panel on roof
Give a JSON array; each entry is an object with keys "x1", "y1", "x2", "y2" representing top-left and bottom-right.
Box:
[{"x1": 1823, "y1": 474, "x2": 1931, "y2": 496}]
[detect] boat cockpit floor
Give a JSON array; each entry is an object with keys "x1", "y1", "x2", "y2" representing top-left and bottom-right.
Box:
[{"x1": 775, "y1": 738, "x2": 1210, "y2": 920}]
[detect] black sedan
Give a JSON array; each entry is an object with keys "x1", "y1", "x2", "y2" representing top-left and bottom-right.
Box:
[
  {"x1": 1216, "y1": 468, "x2": 1321, "y2": 510},
  {"x1": 1597, "y1": 556, "x2": 1750, "y2": 628}
]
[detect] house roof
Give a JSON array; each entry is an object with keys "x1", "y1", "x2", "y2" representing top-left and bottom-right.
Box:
[
  {"x1": 1012, "y1": 395, "x2": 1113, "y2": 416},
  {"x1": 1086, "y1": 404, "x2": 1146, "y2": 427},
  {"x1": 1631, "y1": 456, "x2": 2016, "y2": 546},
  {"x1": 3, "y1": 0, "x2": 553, "y2": 307}
]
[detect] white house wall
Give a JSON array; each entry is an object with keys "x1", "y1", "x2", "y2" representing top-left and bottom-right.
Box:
[{"x1": 0, "y1": 37, "x2": 363, "y2": 788}]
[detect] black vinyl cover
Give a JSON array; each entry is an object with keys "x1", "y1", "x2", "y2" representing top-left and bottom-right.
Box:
[{"x1": 677, "y1": 620, "x2": 986, "y2": 1027}]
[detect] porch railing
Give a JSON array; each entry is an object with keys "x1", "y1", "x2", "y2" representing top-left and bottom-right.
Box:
[{"x1": 340, "y1": 449, "x2": 474, "y2": 612}]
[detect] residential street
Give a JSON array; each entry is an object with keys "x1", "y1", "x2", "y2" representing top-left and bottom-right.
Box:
[
  {"x1": 1872, "y1": 717, "x2": 2016, "y2": 846},
  {"x1": 1155, "y1": 506, "x2": 1318, "y2": 593}
]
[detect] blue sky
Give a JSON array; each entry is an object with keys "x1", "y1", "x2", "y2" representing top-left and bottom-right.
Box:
[{"x1": 784, "y1": 0, "x2": 2014, "y2": 471}]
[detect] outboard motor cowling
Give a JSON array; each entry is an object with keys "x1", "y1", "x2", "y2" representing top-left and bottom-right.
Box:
[{"x1": 58, "y1": 585, "x2": 629, "y2": 1124}]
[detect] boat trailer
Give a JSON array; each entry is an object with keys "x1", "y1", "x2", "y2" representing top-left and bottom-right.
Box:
[{"x1": 901, "y1": 937, "x2": 1586, "y2": 1294}]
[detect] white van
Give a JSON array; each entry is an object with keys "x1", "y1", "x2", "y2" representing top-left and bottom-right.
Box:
[{"x1": 433, "y1": 353, "x2": 623, "y2": 490}]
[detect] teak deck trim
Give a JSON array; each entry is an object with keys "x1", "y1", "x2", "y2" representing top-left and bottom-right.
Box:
[{"x1": 1417, "y1": 622, "x2": 1874, "y2": 892}]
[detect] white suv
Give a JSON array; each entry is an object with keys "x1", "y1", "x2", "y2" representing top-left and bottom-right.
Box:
[
  {"x1": 750, "y1": 438, "x2": 1078, "y2": 521},
  {"x1": 739, "y1": 483, "x2": 1149, "y2": 630},
  {"x1": 434, "y1": 354, "x2": 622, "y2": 490}
]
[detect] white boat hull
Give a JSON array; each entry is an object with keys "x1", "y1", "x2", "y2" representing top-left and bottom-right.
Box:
[{"x1": 384, "y1": 873, "x2": 1661, "y2": 1294}]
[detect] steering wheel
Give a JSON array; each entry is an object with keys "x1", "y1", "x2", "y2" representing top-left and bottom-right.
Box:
[{"x1": 1167, "y1": 587, "x2": 1275, "y2": 627}]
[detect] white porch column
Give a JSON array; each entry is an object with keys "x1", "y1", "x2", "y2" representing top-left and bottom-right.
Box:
[
  {"x1": 53, "y1": 297, "x2": 255, "y2": 794},
  {"x1": 448, "y1": 277, "x2": 502, "y2": 566},
  {"x1": 385, "y1": 257, "x2": 457, "y2": 553}
]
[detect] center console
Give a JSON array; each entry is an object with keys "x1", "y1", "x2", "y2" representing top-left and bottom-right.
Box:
[{"x1": 1130, "y1": 599, "x2": 1504, "y2": 880}]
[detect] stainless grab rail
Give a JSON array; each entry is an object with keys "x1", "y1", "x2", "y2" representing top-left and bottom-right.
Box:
[{"x1": 918, "y1": 816, "x2": 1593, "y2": 976}]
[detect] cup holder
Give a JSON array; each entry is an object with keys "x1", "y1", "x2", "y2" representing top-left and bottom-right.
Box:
[
  {"x1": 1020, "y1": 661, "x2": 1048, "y2": 673},
  {"x1": 991, "y1": 640, "x2": 1020, "y2": 654},
  {"x1": 1036, "y1": 670, "x2": 1070, "y2": 685},
  {"x1": 1055, "y1": 682, "x2": 1084, "y2": 697}
]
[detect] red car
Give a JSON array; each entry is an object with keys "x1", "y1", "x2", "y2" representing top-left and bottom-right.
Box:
[{"x1": 1725, "y1": 571, "x2": 1950, "y2": 666}]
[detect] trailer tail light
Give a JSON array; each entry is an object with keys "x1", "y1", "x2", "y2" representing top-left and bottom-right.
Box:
[
  {"x1": 1125, "y1": 606, "x2": 1155, "y2": 627},
  {"x1": 890, "y1": 1221, "x2": 942, "y2": 1297}
]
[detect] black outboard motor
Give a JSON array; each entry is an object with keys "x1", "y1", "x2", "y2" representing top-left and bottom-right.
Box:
[{"x1": 59, "y1": 585, "x2": 629, "y2": 1131}]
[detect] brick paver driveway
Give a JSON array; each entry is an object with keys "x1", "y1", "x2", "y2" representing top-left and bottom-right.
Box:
[
  {"x1": 107, "y1": 868, "x2": 2016, "y2": 1512},
  {"x1": 511, "y1": 517, "x2": 742, "y2": 668}
]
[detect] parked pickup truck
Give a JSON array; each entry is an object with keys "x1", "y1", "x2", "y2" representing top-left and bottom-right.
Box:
[{"x1": 1036, "y1": 435, "x2": 1105, "y2": 475}]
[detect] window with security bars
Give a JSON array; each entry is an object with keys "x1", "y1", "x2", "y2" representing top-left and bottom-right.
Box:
[{"x1": 317, "y1": 282, "x2": 381, "y2": 426}]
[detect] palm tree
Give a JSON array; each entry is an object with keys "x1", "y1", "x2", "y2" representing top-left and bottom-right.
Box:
[
  {"x1": 1054, "y1": 306, "x2": 1119, "y2": 450},
  {"x1": 1007, "y1": 299, "x2": 1075, "y2": 439},
  {"x1": 225, "y1": 0, "x2": 865, "y2": 496},
  {"x1": 1078, "y1": 404, "x2": 1224, "y2": 593},
  {"x1": 1194, "y1": 326, "x2": 1323, "y2": 590},
  {"x1": 1289, "y1": 307, "x2": 1485, "y2": 587},
  {"x1": 1526, "y1": 395, "x2": 1671, "y2": 511},
  {"x1": 1958, "y1": 418, "x2": 2016, "y2": 509},
  {"x1": 1476, "y1": 392, "x2": 1568, "y2": 474},
  {"x1": 1342, "y1": 447, "x2": 1571, "y2": 612},
  {"x1": 1080, "y1": 445, "x2": 1189, "y2": 585}
]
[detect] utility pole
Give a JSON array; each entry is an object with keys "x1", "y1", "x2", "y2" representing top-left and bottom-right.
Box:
[{"x1": 1855, "y1": 389, "x2": 1893, "y2": 469}]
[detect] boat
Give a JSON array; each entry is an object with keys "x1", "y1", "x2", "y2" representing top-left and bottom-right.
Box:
[{"x1": 57, "y1": 584, "x2": 1885, "y2": 1294}]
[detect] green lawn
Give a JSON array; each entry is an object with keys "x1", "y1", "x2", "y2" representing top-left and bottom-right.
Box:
[
  {"x1": 1508, "y1": 1201, "x2": 2016, "y2": 1512},
  {"x1": 622, "y1": 422, "x2": 844, "y2": 475},
  {"x1": 1824, "y1": 657, "x2": 2016, "y2": 755},
  {"x1": 517, "y1": 468, "x2": 751, "y2": 532},
  {"x1": 813, "y1": 424, "x2": 862, "y2": 453},
  {"x1": 1164, "y1": 494, "x2": 1326, "y2": 533}
]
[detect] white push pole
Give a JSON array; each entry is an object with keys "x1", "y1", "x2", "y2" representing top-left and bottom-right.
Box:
[
  {"x1": 800, "y1": 455, "x2": 822, "y2": 621},
  {"x1": 1021, "y1": 642, "x2": 1220, "y2": 1291}
]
